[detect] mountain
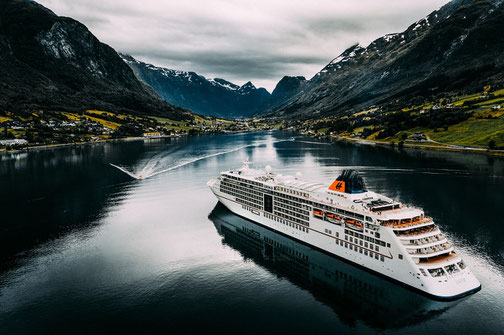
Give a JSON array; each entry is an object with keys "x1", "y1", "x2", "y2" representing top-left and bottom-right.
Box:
[
  {"x1": 0, "y1": 0, "x2": 191, "y2": 120},
  {"x1": 268, "y1": 76, "x2": 307, "y2": 110},
  {"x1": 269, "y1": 0, "x2": 504, "y2": 119},
  {"x1": 121, "y1": 55, "x2": 271, "y2": 118}
]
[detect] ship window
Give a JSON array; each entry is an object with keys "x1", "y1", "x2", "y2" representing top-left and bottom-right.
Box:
[
  {"x1": 428, "y1": 268, "x2": 445, "y2": 277},
  {"x1": 387, "y1": 243, "x2": 391, "y2": 248},
  {"x1": 398, "y1": 254, "x2": 403, "y2": 260},
  {"x1": 375, "y1": 233, "x2": 381, "y2": 238},
  {"x1": 264, "y1": 194, "x2": 273, "y2": 213},
  {"x1": 364, "y1": 242, "x2": 368, "y2": 248},
  {"x1": 445, "y1": 264, "x2": 460, "y2": 274},
  {"x1": 364, "y1": 250, "x2": 368, "y2": 256},
  {"x1": 375, "y1": 245, "x2": 379, "y2": 251},
  {"x1": 380, "y1": 256, "x2": 384, "y2": 262},
  {"x1": 375, "y1": 254, "x2": 379, "y2": 260},
  {"x1": 457, "y1": 261, "x2": 466, "y2": 270}
]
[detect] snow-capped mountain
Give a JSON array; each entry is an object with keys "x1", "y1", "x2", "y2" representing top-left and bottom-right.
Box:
[
  {"x1": 270, "y1": 0, "x2": 504, "y2": 118},
  {"x1": 122, "y1": 55, "x2": 271, "y2": 118}
]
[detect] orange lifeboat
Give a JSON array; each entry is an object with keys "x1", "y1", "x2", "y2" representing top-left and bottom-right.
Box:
[
  {"x1": 326, "y1": 213, "x2": 342, "y2": 224},
  {"x1": 345, "y1": 218, "x2": 364, "y2": 231}
]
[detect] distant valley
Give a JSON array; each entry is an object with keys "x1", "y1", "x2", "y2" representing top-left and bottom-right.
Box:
[
  {"x1": 122, "y1": 54, "x2": 305, "y2": 118},
  {"x1": 1, "y1": 0, "x2": 504, "y2": 151}
]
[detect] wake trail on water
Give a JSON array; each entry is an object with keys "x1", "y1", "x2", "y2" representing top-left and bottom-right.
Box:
[
  {"x1": 110, "y1": 138, "x2": 293, "y2": 180},
  {"x1": 109, "y1": 163, "x2": 140, "y2": 179}
]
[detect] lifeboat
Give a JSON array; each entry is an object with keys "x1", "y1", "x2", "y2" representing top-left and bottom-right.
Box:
[
  {"x1": 345, "y1": 218, "x2": 364, "y2": 231},
  {"x1": 313, "y1": 209, "x2": 323, "y2": 217},
  {"x1": 326, "y1": 213, "x2": 343, "y2": 224}
]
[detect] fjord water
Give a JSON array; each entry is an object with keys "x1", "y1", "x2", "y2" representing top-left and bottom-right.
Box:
[{"x1": 0, "y1": 131, "x2": 503, "y2": 334}]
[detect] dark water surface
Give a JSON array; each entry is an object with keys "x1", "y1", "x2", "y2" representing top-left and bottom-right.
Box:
[{"x1": 0, "y1": 131, "x2": 503, "y2": 334}]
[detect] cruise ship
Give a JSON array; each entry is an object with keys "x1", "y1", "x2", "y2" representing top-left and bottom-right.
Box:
[
  {"x1": 207, "y1": 161, "x2": 481, "y2": 300},
  {"x1": 209, "y1": 205, "x2": 449, "y2": 328}
]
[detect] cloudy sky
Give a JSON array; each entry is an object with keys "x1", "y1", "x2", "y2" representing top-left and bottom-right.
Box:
[{"x1": 38, "y1": 0, "x2": 449, "y2": 91}]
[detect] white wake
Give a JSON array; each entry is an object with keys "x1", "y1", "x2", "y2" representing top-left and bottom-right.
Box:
[{"x1": 110, "y1": 138, "x2": 293, "y2": 180}]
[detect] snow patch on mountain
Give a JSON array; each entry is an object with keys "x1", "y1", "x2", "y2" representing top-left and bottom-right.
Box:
[
  {"x1": 208, "y1": 78, "x2": 240, "y2": 91},
  {"x1": 238, "y1": 81, "x2": 257, "y2": 95}
]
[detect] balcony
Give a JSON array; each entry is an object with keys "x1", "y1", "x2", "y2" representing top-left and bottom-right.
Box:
[
  {"x1": 401, "y1": 234, "x2": 446, "y2": 247},
  {"x1": 407, "y1": 242, "x2": 453, "y2": 256},
  {"x1": 381, "y1": 217, "x2": 433, "y2": 230}
]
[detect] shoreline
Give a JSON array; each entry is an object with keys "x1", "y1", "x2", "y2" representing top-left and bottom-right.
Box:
[
  {"x1": 0, "y1": 129, "x2": 269, "y2": 155},
  {"x1": 328, "y1": 134, "x2": 504, "y2": 157},
  {"x1": 0, "y1": 135, "x2": 165, "y2": 155},
  {"x1": 4, "y1": 129, "x2": 503, "y2": 158}
]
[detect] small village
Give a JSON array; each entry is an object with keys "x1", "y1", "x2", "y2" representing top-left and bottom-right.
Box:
[{"x1": 0, "y1": 110, "x2": 270, "y2": 151}]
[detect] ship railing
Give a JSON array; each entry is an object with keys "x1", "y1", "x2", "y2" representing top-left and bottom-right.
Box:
[
  {"x1": 381, "y1": 217, "x2": 433, "y2": 229},
  {"x1": 400, "y1": 234, "x2": 446, "y2": 246},
  {"x1": 406, "y1": 242, "x2": 453, "y2": 256},
  {"x1": 394, "y1": 225, "x2": 438, "y2": 237}
]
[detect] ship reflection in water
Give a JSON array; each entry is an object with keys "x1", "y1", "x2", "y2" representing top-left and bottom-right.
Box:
[{"x1": 208, "y1": 203, "x2": 456, "y2": 330}]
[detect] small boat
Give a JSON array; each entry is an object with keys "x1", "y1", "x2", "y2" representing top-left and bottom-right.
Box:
[
  {"x1": 345, "y1": 218, "x2": 364, "y2": 231},
  {"x1": 326, "y1": 213, "x2": 343, "y2": 224}
]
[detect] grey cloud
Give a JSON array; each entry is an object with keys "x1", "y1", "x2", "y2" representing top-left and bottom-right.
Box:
[{"x1": 37, "y1": 0, "x2": 450, "y2": 91}]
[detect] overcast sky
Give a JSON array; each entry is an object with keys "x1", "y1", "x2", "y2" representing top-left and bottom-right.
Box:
[{"x1": 38, "y1": 0, "x2": 449, "y2": 91}]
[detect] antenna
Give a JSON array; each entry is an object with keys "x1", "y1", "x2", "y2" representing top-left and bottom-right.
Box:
[{"x1": 242, "y1": 157, "x2": 252, "y2": 169}]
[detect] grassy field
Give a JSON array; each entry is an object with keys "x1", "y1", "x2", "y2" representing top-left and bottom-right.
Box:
[
  {"x1": 452, "y1": 93, "x2": 483, "y2": 106},
  {"x1": 474, "y1": 97, "x2": 504, "y2": 106},
  {"x1": 62, "y1": 112, "x2": 81, "y2": 121},
  {"x1": 151, "y1": 116, "x2": 197, "y2": 131},
  {"x1": 426, "y1": 118, "x2": 504, "y2": 147},
  {"x1": 473, "y1": 108, "x2": 504, "y2": 118},
  {"x1": 86, "y1": 110, "x2": 115, "y2": 117},
  {"x1": 317, "y1": 127, "x2": 330, "y2": 133},
  {"x1": 83, "y1": 115, "x2": 121, "y2": 129},
  {"x1": 61, "y1": 112, "x2": 121, "y2": 129},
  {"x1": 493, "y1": 88, "x2": 504, "y2": 96},
  {"x1": 353, "y1": 108, "x2": 377, "y2": 116}
]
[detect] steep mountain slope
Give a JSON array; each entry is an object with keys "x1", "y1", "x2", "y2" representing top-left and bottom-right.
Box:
[
  {"x1": 0, "y1": 0, "x2": 191, "y2": 120},
  {"x1": 122, "y1": 55, "x2": 271, "y2": 118},
  {"x1": 267, "y1": 76, "x2": 308, "y2": 111},
  {"x1": 271, "y1": 0, "x2": 504, "y2": 119}
]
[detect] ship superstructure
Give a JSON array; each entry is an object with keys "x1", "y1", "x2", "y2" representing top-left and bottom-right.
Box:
[{"x1": 207, "y1": 162, "x2": 481, "y2": 299}]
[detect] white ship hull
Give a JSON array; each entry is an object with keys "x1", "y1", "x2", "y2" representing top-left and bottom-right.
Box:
[{"x1": 208, "y1": 179, "x2": 481, "y2": 300}]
